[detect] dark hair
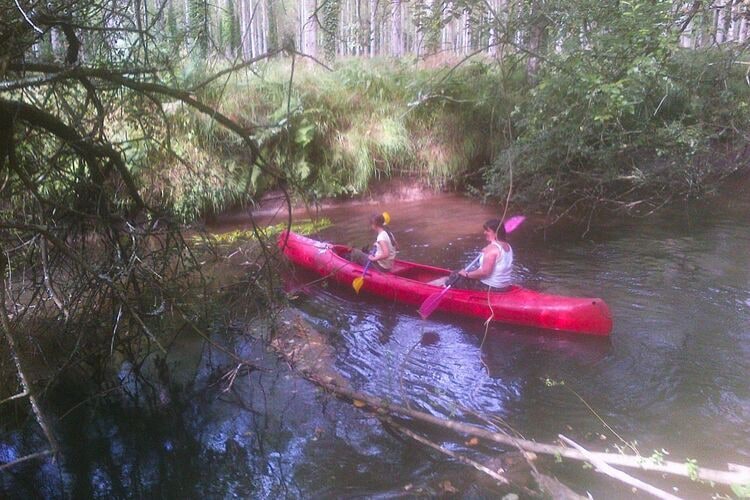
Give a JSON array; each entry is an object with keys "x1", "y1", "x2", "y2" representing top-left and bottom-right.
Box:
[
  {"x1": 371, "y1": 214, "x2": 399, "y2": 250},
  {"x1": 483, "y1": 218, "x2": 507, "y2": 240},
  {"x1": 371, "y1": 214, "x2": 386, "y2": 227}
]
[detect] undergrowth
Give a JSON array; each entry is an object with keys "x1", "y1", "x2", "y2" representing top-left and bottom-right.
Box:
[
  {"x1": 143, "y1": 58, "x2": 515, "y2": 221},
  {"x1": 136, "y1": 51, "x2": 749, "y2": 222}
]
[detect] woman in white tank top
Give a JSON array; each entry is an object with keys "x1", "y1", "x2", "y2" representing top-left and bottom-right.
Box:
[
  {"x1": 457, "y1": 218, "x2": 513, "y2": 290},
  {"x1": 349, "y1": 213, "x2": 398, "y2": 272}
]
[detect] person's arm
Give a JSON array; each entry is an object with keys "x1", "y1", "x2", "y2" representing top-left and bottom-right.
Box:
[
  {"x1": 459, "y1": 250, "x2": 496, "y2": 279},
  {"x1": 369, "y1": 240, "x2": 389, "y2": 261}
]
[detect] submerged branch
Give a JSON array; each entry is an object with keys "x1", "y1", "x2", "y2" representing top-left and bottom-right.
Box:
[
  {"x1": 0, "y1": 450, "x2": 54, "y2": 472},
  {"x1": 384, "y1": 417, "x2": 510, "y2": 486},
  {"x1": 559, "y1": 435, "x2": 681, "y2": 500}
]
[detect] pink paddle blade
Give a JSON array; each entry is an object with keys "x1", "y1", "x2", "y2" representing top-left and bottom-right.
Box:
[
  {"x1": 504, "y1": 215, "x2": 526, "y2": 233},
  {"x1": 418, "y1": 289, "x2": 449, "y2": 319}
]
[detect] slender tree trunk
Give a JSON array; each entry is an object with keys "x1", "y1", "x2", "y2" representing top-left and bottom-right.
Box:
[
  {"x1": 321, "y1": 0, "x2": 340, "y2": 61},
  {"x1": 266, "y1": 0, "x2": 278, "y2": 50},
  {"x1": 462, "y1": 9, "x2": 470, "y2": 53},
  {"x1": 304, "y1": 0, "x2": 318, "y2": 57},
  {"x1": 715, "y1": 1, "x2": 726, "y2": 43},
  {"x1": 525, "y1": 0, "x2": 546, "y2": 79},
  {"x1": 391, "y1": 0, "x2": 402, "y2": 57},
  {"x1": 353, "y1": 0, "x2": 365, "y2": 56},
  {"x1": 369, "y1": 0, "x2": 376, "y2": 56},
  {"x1": 488, "y1": 4, "x2": 497, "y2": 53},
  {"x1": 239, "y1": 0, "x2": 249, "y2": 59}
]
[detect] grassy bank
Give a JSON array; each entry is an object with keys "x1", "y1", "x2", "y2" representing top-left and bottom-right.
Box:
[
  {"x1": 140, "y1": 58, "x2": 518, "y2": 221},
  {"x1": 137, "y1": 51, "x2": 750, "y2": 222}
]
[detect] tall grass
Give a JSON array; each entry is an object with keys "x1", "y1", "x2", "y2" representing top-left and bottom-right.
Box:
[{"x1": 146, "y1": 57, "x2": 517, "y2": 220}]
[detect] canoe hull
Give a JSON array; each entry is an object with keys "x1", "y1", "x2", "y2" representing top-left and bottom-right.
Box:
[{"x1": 279, "y1": 231, "x2": 613, "y2": 336}]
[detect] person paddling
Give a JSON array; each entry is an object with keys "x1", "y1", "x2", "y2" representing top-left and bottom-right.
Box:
[
  {"x1": 349, "y1": 213, "x2": 398, "y2": 272},
  {"x1": 454, "y1": 218, "x2": 513, "y2": 291}
]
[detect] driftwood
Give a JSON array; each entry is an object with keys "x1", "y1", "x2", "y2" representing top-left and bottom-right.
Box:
[{"x1": 273, "y1": 310, "x2": 750, "y2": 495}]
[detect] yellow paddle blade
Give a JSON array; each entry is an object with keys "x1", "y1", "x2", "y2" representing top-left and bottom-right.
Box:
[
  {"x1": 352, "y1": 276, "x2": 365, "y2": 294},
  {"x1": 382, "y1": 211, "x2": 391, "y2": 225}
]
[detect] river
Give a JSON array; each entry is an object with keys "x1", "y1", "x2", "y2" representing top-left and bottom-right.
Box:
[{"x1": 2, "y1": 188, "x2": 749, "y2": 498}]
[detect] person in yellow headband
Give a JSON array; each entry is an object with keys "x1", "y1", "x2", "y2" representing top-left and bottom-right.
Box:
[{"x1": 349, "y1": 213, "x2": 398, "y2": 272}]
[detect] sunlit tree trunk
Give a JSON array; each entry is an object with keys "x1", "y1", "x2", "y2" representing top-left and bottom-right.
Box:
[{"x1": 488, "y1": 0, "x2": 497, "y2": 56}]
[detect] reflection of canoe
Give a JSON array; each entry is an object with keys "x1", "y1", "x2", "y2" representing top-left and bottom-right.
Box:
[{"x1": 279, "y1": 231, "x2": 613, "y2": 336}]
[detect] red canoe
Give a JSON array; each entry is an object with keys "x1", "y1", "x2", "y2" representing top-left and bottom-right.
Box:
[{"x1": 279, "y1": 231, "x2": 613, "y2": 336}]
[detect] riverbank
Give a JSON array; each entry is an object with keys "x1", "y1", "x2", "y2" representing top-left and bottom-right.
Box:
[{"x1": 139, "y1": 52, "x2": 750, "y2": 223}]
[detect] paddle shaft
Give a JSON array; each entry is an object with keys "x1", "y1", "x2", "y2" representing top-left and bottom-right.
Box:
[
  {"x1": 361, "y1": 259, "x2": 373, "y2": 275},
  {"x1": 418, "y1": 253, "x2": 481, "y2": 319}
]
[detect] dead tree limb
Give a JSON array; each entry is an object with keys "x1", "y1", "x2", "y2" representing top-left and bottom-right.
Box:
[
  {"x1": 384, "y1": 417, "x2": 510, "y2": 485},
  {"x1": 0, "y1": 252, "x2": 59, "y2": 461},
  {"x1": 559, "y1": 435, "x2": 682, "y2": 500},
  {"x1": 0, "y1": 450, "x2": 54, "y2": 473}
]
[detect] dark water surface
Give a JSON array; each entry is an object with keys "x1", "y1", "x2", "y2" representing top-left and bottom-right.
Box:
[{"x1": 2, "y1": 191, "x2": 749, "y2": 498}]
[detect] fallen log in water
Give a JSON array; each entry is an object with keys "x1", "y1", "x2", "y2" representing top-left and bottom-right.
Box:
[{"x1": 272, "y1": 310, "x2": 750, "y2": 497}]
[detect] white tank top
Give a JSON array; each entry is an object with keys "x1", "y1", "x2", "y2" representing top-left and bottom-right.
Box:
[
  {"x1": 375, "y1": 229, "x2": 396, "y2": 270},
  {"x1": 478, "y1": 241, "x2": 513, "y2": 288}
]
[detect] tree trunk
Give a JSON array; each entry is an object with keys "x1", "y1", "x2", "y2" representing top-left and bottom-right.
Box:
[
  {"x1": 321, "y1": 0, "x2": 340, "y2": 61},
  {"x1": 391, "y1": 0, "x2": 402, "y2": 57},
  {"x1": 354, "y1": 0, "x2": 365, "y2": 56},
  {"x1": 369, "y1": 0, "x2": 376, "y2": 56},
  {"x1": 525, "y1": 0, "x2": 546, "y2": 80},
  {"x1": 304, "y1": 0, "x2": 318, "y2": 57},
  {"x1": 265, "y1": 0, "x2": 278, "y2": 51},
  {"x1": 715, "y1": 1, "x2": 726, "y2": 43},
  {"x1": 239, "y1": 0, "x2": 249, "y2": 59}
]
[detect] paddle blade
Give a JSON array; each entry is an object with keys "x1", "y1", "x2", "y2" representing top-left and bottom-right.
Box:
[
  {"x1": 418, "y1": 290, "x2": 447, "y2": 319},
  {"x1": 504, "y1": 215, "x2": 526, "y2": 233},
  {"x1": 352, "y1": 276, "x2": 365, "y2": 294}
]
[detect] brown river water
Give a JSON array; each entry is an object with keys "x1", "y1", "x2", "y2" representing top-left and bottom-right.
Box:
[{"x1": 2, "y1": 189, "x2": 749, "y2": 498}]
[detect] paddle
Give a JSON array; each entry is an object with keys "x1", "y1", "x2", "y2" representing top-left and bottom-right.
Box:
[
  {"x1": 352, "y1": 259, "x2": 372, "y2": 294},
  {"x1": 352, "y1": 246, "x2": 376, "y2": 294},
  {"x1": 417, "y1": 215, "x2": 526, "y2": 320}
]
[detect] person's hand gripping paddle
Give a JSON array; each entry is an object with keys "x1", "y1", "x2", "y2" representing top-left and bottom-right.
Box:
[{"x1": 417, "y1": 215, "x2": 525, "y2": 319}]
